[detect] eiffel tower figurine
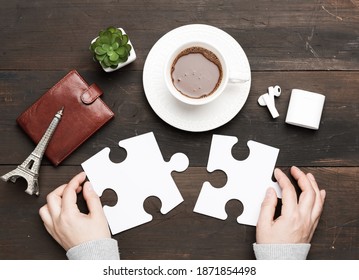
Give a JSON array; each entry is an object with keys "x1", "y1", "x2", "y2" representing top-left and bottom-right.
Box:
[{"x1": 1, "y1": 107, "x2": 64, "y2": 196}]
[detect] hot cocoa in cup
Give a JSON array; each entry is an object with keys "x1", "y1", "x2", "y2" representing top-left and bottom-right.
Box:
[
  {"x1": 170, "y1": 46, "x2": 223, "y2": 99},
  {"x1": 165, "y1": 41, "x2": 248, "y2": 106}
]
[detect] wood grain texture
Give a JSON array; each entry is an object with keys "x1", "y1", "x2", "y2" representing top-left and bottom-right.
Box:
[
  {"x1": 0, "y1": 0, "x2": 358, "y2": 260},
  {"x1": 0, "y1": 166, "x2": 357, "y2": 260},
  {"x1": 0, "y1": 70, "x2": 357, "y2": 166},
  {"x1": 0, "y1": 0, "x2": 358, "y2": 71}
]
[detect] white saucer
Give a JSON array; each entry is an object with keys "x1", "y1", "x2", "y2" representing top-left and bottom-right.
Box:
[{"x1": 143, "y1": 24, "x2": 251, "y2": 132}]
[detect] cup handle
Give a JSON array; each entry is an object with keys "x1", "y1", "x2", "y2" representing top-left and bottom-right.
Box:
[{"x1": 228, "y1": 72, "x2": 250, "y2": 83}]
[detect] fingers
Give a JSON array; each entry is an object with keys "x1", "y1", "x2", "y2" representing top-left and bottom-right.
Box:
[
  {"x1": 61, "y1": 172, "x2": 87, "y2": 212},
  {"x1": 306, "y1": 172, "x2": 326, "y2": 219},
  {"x1": 291, "y1": 167, "x2": 325, "y2": 220},
  {"x1": 39, "y1": 182, "x2": 69, "y2": 239},
  {"x1": 320, "y1": 189, "x2": 326, "y2": 201},
  {"x1": 45, "y1": 183, "x2": 67, "y2": 218},
  {"x1": 82, "y1": 181, "x2": 104, "y2": 218},
  {"x1": 40, "y1": 172, "x2": 87, "y2": 222},
  {"x1": 291, "y1": 167, "x2": 316, "y2": 215},
  {"x1": 39, "y1": 204, "x2": 53, "y2": 229},
  {"x1": 257, "y1": 187, "x2": 278, "y2": 227},
  {"x1": 274, "y1": 168, "x2": 297, "y2": 215}
]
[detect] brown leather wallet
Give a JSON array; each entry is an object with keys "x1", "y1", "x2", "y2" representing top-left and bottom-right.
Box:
[{"x1": 17, "y1": 70, "x2": 114, "y2": 166}]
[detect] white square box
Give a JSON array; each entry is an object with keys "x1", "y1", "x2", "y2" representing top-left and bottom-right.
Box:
[{"x1": 285, "y1": 89, "x2": 325, "y2": 130}]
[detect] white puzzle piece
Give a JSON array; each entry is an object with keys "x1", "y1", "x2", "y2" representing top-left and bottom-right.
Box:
[
  {"x1": 194, "y1": 134, "x2": 282, "y2": 226},
  {"x1": 81, "y1": 132, "x2": 189, "y2": 234}
]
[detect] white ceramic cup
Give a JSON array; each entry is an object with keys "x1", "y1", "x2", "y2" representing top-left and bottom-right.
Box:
[{"x1": 164, "y1": 41, "x2": 249, "y2": 106}]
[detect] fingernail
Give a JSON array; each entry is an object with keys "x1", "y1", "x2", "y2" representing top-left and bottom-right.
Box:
[
  {"x1": 321, "y1": 189, "x2": 326, "y2": 200},
  {"x1": 266, "y1": 187, "x2": 274, "y2": 198},
  {"x1": 86, "y1": 182, "x2": 93, "y2": 191},
  {"x1": 308, "y1": 173, "x2": 315, "y2": 181}
]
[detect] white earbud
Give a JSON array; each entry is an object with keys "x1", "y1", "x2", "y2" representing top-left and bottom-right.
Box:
[{"x1": 258, "y1": 85, "x2": 281, "y2": 118}]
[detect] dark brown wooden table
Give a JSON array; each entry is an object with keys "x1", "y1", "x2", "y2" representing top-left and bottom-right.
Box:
[{"x1": 0, "y1": 0, "x2": 358, "y2": 260}]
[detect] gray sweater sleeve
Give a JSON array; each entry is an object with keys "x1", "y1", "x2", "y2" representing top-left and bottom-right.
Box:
[
  {"x1": 66, "y1": 238, "x2": 120, "y2": 260},
  {"x1": 66, "y1": 239, "x2": 309, "y2": 260},
  {"x1": 253, "y1": 243, "x2": 311, "y2": 260}
]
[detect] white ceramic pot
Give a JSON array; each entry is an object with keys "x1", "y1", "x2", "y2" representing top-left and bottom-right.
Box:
[{"x1": 91, "y1": 27, "x2": 137, "y2": 72}]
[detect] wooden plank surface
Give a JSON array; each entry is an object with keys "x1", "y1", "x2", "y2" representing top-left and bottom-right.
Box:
[
  {"x1": 1, "y1": 70, "x2": 357, "y2": 166},
  {"x1": 0, "y1": 1, "x2": 358, "y2": 71},
  {"x1": 0, "y1": 166, "x2": 357, "y2": 260},
  {"x1": 0, "y1": 0, "x2": 358, "y2": 260}
]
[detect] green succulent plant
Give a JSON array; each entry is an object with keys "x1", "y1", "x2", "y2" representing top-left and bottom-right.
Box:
[{"x1": 90, "y1": 26, "x2": 132, "y2": 69}]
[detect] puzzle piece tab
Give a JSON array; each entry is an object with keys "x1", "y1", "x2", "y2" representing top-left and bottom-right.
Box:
[
  {"x1": 81, "y1": 132, "x2": 189, "y2": 234},
  {"x1": 194, "y1": 134, "x2": 282, "y2": 226}
]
